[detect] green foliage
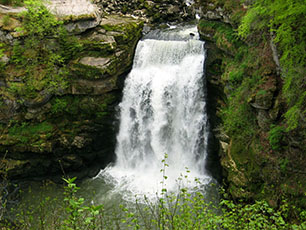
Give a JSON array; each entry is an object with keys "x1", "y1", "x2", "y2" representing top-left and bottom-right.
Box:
[
  {"x1": 21, "y1": 0, "x2": 62, "y2": 38},
  {"x1": 51, "y1": 98, "x2": 68, "y2": 115},
  {"x1": 268, "y1": 125, "x2": 285, "y2": 151},
  {"x1": 279, "y1": 158, "x2": 289, "y2": 173},
  {"x1": 0, "y1": 43, "x2": 4, "y2": 58},
  {"x1": 49, "y1": 95, "x2": 113, "y2": 121},
  {"x1": 5, "y1": 177, "x2": 305, "y2": 229},
  {"x1": 9, "y1": 121, "x2": 53, "y2": 136},
  {"x1": 222, "y1": 78, "x2": 257, "y2": 141},
  {"x1": 1, "y1": 15, "x2": 11, "y2": 27},
  {"x1": 8, "y1": 0, "x2": 77, "y2": 100},
  {"x1": 238, "y1": 0, "x2": 306, "y2": 131},
  {"x1": 198, "y1": 20, "x2": 242, "y2": 54},
  {"x1": 8, "y1": 121, "x2": 53, "y2": 144},
  {"x1": 0, "y1": 43, "x2": 5, "y2": 74},
  {"x1": 219, "y1": 197, "x2": 291, "y2": 229},
  {"x1": 62, "y1": 177, "x2": 103, "y2": 230},
  {"x1": 0, "y1": 0, "x2": 23, "y2": 6},
  {"x1": 3, "y1": 156, "x2": 305, "y2": 229}
]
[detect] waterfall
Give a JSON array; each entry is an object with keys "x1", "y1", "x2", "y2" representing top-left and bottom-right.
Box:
[{"x1": 99, "y1": 25, "x2": 212, "y2": 200}]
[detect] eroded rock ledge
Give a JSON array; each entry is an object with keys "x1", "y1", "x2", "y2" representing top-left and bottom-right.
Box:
[{"x1": 0, "y1": 0, "x2": 143, "y2": 180}]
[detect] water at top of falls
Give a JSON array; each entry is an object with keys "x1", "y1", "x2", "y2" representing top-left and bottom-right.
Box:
[
  {"x1": 98, "y1": 25, "x2": 212, "y2": 201},
  {"x1": 144, "y1": 25, "x2": 200, "y2": 41}
]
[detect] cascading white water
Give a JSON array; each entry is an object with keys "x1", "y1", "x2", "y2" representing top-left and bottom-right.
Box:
[{"x1": 99, "y1": 26, "x2": 212, "y2": 200}]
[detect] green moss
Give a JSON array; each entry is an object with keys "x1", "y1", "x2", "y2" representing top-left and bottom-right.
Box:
[
  {"x1": 9, "y1": 121, "x2": 53, "y2": 136},
  {"x1": 61, "y1": 13, "x2": 96, "y2": 22},
  {"x1": 79, "y1": 40, "x2": 114, "y2": 55},
  {"x1": 50, "y1": 94, "x2": 116, "y2": 120},
  {"x1": 268, "y1": 125, "x2": 285, "y2": 151},
  {"x1": 198, "y1": 20, "x2": 243, "y2": 55},
  {"x1": 69, "y1": 61, "x2": 109, "y2": 80},
  {"x1": 7, "y1": 121, "x2": 53, "y2": 145}
]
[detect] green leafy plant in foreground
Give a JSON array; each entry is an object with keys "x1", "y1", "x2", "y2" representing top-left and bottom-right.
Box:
[
  {"x1": 2, "y1": 155, "x2": 305, "y2": 229},
  {"x1": 62, "y1": 177, "x2": 103, "y2": 230}
]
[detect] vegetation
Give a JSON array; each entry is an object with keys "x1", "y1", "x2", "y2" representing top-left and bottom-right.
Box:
[
  {"x1": 238, "y1": 0, "x2": 306, "y2": 131},
  {"x1": 8, "y1": 121, "x2": 53, "y2": 144},
  {"x1": 199, "y1": 0, "x2": 306, "y2": 209},
  {"x1": 1, "y1": 174, "x2": 305, "y2": 229},
  {"x1": 1, "y1": 0, "x2": 305, "y2": 228},
  {"x1": 268, "y1": 125, "x2": 285, "y2": 151},
  {"x1": 8, "y1": 0, "x2": 82, "y2": 101},
  {"x1": 0, "y1": 0, "x2": 23, "y2": 6},
  {"x1": 0, "y1": 43, "x2": 5, "y2": 75}
]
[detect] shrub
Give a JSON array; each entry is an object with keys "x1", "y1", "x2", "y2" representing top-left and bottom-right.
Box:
[{"x1": 9, "y1": 0, "x2": 71, "y2": 101}]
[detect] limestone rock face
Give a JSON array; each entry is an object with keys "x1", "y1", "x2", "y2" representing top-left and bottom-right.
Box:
[
  {"x1": 79, "y1": 57, "x2": 112, "y2": 70},
  {"x1": 0, "y1": 4, "x2": 25, "y2": 14},
  {"x1": 48, "y1": 0, "x2": 98, "y2": 17},
  {"x1": 48, "y1": 0, "x2": 102, "y2": 33},
  {"x1": 199, "y1": 1, "x2": 306, "y2": 209},
  {"x1": 197, "y1": 2, "x2": 231, "y2": 24},
  {"x1": 0, "y1": 2, "x2": 143, "y2": 180},
  {"x1": 94, "y1": 0, "x2": 194, "y2": 23}
]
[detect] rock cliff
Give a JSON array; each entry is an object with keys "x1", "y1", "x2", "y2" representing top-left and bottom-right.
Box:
[
  {"x1": 0, "y1": 1, "x2": 143, "y2": 180},
  {"x1": 197, "y1": 0, "x2": 305, "y2": 209},
  {"x1": 1, "y1": 0, "x2": 305, "y2": 211}
]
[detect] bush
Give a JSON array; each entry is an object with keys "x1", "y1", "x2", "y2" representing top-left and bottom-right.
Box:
[{"x1": 9, "y1": 0, "x2": 73, "y2": 100}]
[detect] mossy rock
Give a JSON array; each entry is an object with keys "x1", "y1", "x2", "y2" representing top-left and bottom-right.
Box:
[
  {"x1": 99, "y1": 15, "x2": 143, "y2": 44},
  {"x1": 198, "y1": 19, "x2": 243, "y2": 55},
  {"x1": 0, "y1": 13, "x2": 21, "y2": 31}
]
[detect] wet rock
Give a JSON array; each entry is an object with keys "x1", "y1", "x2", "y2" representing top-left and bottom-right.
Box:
[
  {"x1": 25, "y1": 103, "x2": 51, "y2": 121},
  {"x1": 0, "y1": 15, "x2": 21, "y2": 32},
  {"x1": 48, "y1": 0, "x2": 98, "y2": 17},
  {"x1": 198, "y1": 2, "x2": 231, "y2": 24},
  {"x1": 89, "y1": 33, "x2": 116, "y2": 48},
  {"x1": 0, "y1": 4, "x2": 25, "y2": 14},
  {"x1": 269, "y1": 96, "x2": 281, "y2": 121},
  {"x1": 0, "y1": 98, "x2": 19, "y2": 122}
]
